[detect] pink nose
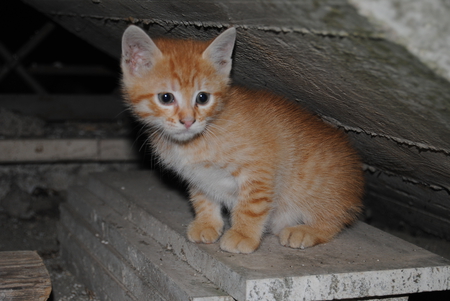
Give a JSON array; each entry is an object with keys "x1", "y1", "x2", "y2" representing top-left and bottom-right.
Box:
[{"x1": 180, "y1": 118, "x2": 195, "y2": 129}]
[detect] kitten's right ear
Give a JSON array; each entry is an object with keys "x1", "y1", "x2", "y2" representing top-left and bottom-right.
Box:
[
  {"x1": 203, "y1": 27, "x2": 236, "y2": 76},
  {"x1": 121, "y1": 25, "x2": 162, "y2": 77}
]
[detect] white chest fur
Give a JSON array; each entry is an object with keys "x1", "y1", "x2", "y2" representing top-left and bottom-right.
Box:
[{"x1": 158, "y1": 143, "x2": 240, "y2": 206}]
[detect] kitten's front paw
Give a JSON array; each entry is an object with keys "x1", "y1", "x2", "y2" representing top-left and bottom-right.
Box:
[
  {"x1": 187, "y1": 220, "x2": 223, "y2": 244},
  {"x1": 279, "y1": 225, "x2": 328, "y2": 249},
  {"x1": 219, "y1": 229, "x2": 260, "y2": 254}
]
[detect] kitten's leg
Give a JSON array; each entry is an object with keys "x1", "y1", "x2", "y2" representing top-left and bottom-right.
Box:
[
  {"x1": 278, "y1": 204, "x2": 361, "y2": 249},
  {"x1": 278, "y1": 224, "x2": 334, "y2": 249},
  {"x1": 220, "y1": 180, "x2": 273, "y2": 254},
  {"x1": 187, "y1": 191, "x2": 224, "y2": 244}
]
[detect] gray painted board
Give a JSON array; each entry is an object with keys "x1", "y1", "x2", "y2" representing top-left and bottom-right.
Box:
[{"x1": 80, "y1": 171, "x2": 450, "y2": 301}]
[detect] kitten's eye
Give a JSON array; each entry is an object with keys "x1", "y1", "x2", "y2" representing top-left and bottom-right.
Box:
[
  {"x1": 158, "y1": 93, "x2": 175, "y2": 105},
  {"x1": 196, "y1": 92, "x2": 210, "y2": 105}
]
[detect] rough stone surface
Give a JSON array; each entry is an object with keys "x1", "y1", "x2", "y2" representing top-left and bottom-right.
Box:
[{"x1": 63, "y1": 171, "x2": 450, "y2": 301}]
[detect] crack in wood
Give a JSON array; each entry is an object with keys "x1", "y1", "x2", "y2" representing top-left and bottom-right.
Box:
[
  {"x1": 321, "y1": 115, "x2": 450, "y2": 156},
  {"x1": 48, "y1": 11, "x2": 385, "y2": 40},
  {"x1": 363, "y1": 163, "x2": 450, "y2": 195}
]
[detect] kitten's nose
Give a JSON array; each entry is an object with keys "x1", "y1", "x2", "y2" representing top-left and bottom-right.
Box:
[{"x1": 180, "y1": 117, "x2": 195, "y2": 129}]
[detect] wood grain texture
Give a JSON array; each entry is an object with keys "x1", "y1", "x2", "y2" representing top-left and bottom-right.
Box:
[{"x1": 0, "y1": 251, "x2": 52, "y2": 301}]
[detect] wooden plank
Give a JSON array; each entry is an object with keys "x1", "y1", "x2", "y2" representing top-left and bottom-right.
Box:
[
  {"x1": 0, "y1": 251, "x2": 52, "y2": 301},
  {"x1": 84, "y1": 171, "x2": 450, "y2": 301},
  {"x1": 64, "y1": 187, "x2": 234, "y2": 301},
  {"x1": 58, "y1": 226, "x2": 154, "y2": 301},
  {"x1": 364, "y1": 171, "x2": 450, "y2": 241},
  {"x1": 0, "y1": 138, "x2": 138, "y2": 163}
]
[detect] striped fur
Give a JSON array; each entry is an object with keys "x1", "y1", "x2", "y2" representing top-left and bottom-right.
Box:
[{"x1": 121, "y1": 26, "x2": 364, "y2": 254}]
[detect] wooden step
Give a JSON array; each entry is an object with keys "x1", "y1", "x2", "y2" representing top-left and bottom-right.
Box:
[
  {"x1": 60, "y1": 185, "x2": 232, "y2": 301},
  {"x1": 58, "y1": 209, "x2": 166, "y2": 301},
  {"x1": 63, "y1": 171, "x2": 450, "y2": 301},
  {"x1": 0, "y1": 250, "x2": 52, "y2": 301}
]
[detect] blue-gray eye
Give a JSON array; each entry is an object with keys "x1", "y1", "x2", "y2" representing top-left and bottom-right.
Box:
[
  {"x1": 158, "y1": 93, "x2": 174, "y2": 104},
  {"x1": 196, "y1": 92, "x2": 210, "y2": 105}
]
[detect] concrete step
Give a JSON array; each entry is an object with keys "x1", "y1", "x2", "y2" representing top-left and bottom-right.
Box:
[
  {"x1": 62, "y1": 185, "x2": 233, "y2": 301},
  {"x1": 64, "y1": 171, "x2": 450, "y2": 301}
]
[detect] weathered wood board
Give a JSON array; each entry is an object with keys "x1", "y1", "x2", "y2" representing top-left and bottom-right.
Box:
[
  {"x1": 0, "y1": 250, "x2": 52, "y2": 301},
  {"x1": 22, "y1": 0, "x2": 450, "y2": 238},
  {"x1": 60, "y1": 170, "x2": 450, "y2": 301}
]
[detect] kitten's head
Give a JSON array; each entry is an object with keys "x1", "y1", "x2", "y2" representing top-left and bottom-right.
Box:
[{"x1": 121, "y1": 26, "x2": 236, "y2": 142}]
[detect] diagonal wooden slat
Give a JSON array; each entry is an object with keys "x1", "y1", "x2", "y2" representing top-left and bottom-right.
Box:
[{"x1": 0, "y1": 22, "x2": 55, "y2": 93}]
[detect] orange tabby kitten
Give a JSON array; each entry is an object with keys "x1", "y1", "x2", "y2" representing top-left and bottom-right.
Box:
[{"x1": 121, "y1": 26, "x2": 364, "y2": 254}]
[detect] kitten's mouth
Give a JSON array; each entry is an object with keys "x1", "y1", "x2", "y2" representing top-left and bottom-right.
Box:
[{"x1": 168, "y1": 127, "x2": 202, "y2": 142}]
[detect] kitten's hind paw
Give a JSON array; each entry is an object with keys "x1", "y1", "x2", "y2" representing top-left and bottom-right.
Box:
[
  {"x1": 279, "y1": 225, "x2": 329, "y2": 249},
  {"x1": 187, "y1": 220, "x2": 223, "y2": 244},
  {"x1": 220, "y1": 229, "x2": 260, "y2": 254}
]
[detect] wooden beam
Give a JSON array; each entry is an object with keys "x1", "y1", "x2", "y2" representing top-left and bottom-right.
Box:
[{"x1": 0, "y1": 138, "x2": 139, "y2": 163}]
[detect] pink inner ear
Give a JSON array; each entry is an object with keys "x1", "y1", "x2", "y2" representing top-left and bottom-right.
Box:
[
  {"x1": 202, "y1": 28, "x2": 236, "y2": 76},
  {"x1": 122, "y1": 26, "x2": 162, "y2": 77},
  {"x1": 127, "y1": 46, "x2": 146, "y2": 74}
]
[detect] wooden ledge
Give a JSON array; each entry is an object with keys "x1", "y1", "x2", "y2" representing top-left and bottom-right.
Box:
[{"x1": 0, "y1": 251, "x2": 52, "y2": 301}]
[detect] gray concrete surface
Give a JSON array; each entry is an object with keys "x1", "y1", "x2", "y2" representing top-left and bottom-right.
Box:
[{"x1": 62, "y1": 170, "x2": 450, "y2": 301}]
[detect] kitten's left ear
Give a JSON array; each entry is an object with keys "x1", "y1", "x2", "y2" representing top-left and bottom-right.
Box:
[
  {"x1": 121, "y1": 25, "x2": 162, "y2": 78},
  {"x1": 203, "y1": 27, "x2": 236, "y2": 76}
]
